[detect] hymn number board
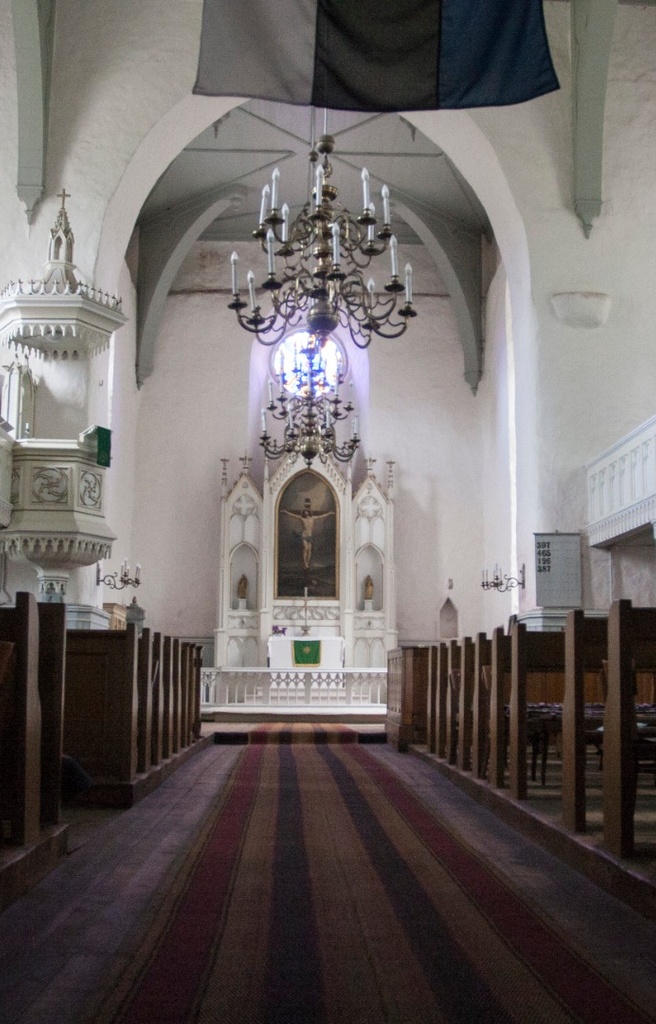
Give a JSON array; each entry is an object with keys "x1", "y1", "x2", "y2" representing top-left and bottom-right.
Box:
[{"x1": 534, "y1": 533, "x2": 582, "y2": 608}]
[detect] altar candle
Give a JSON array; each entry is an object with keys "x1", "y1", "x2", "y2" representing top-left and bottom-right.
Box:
[{"x1": 304, "y1": 586, "x2": 308, "y2": 599}]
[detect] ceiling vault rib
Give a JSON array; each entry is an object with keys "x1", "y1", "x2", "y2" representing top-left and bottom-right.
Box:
[
  {"x1": 11, "y1": 0, "x2": 54, "y2": 222},
  {"x1": 571, "y1": 0, "x2": 619, "y2": 237}
]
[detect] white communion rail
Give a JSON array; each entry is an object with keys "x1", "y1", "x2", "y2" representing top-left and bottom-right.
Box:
[{"x1": 201, "y1": 668, "x2": 387, "y2": 708}]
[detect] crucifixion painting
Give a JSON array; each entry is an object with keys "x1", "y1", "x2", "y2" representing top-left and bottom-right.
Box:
[{"x1": 277, "y1": 471, "x2": 338, "y2": 598}]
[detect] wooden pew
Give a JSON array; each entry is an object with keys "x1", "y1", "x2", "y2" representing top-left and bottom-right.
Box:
[
  {"x1": 0, "y1": 593, "x2": 40, "y2": 845},
  {"x1": 434, "y1": 642, "x2": 449, "y2": 758},
  {"x1": 192, "y1": 643, "x2": 203, "y2": 742},
  {"x1": 488, "y1": 627, "x2": 511, "y2": 789},
  {"x1": 137, "y1": 628, "x2": 153, "y2": 775},
  {"x1": 603, "y1": 600, "x2": 656, "y2": 858},
  {"x1": 425, "y1": 642, "x2": 439, "y2": 754},
  {"x1": 456, "y1": 636, "x2": 475, "y2": 771},
  {"x1": 472, "y1": 633, "x2": 492, "y2": 779},
  {"x1": 446, "y1": 640, "x2": 460, "y2": 765},
  {"x1": 37, "y1": 603, "x2": 66, "y2": 827},
  {"x1": 385, "y1": 645, "x2": 432, "y2": 751},
  {"x1": 64, "y1": 626, "x2": 139, "y2": 785},
  {"x1": 150, "y1": 632, "x2": 164, "y2": 767},
  {"x1": 509, "y1": 624, "x2": 565, "y2": 800},
  {"x1": 161, "y1": 635, "x2": 173, "y2": 760},
  {"x1": 171, "y1": 638, "x2": 181, "y2": 755},
  {"x1": 562, "y1": 611, "x2": 607, "y2": 833}
]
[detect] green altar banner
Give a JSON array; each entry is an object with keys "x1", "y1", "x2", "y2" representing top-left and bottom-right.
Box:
[{"x1": 293, "y1": 640, "x2": 321, "y2": 667}]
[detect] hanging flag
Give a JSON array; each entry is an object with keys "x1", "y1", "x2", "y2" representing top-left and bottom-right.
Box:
[{"x1": 193, "y1": 0, "x2": 558, "y2": 112}]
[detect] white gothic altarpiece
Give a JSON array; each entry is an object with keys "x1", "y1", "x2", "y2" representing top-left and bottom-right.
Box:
[{"x1": 214, "y1": 455, "x2": 397, "y2": 670}]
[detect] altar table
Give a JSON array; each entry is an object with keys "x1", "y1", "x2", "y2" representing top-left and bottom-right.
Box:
[{"x1": 267, "y1": 636, "x2": 345, "y2": 670}]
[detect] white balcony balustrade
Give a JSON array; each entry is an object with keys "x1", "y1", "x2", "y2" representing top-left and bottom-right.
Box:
[{"x1": 586, "y1": 414, "x2": 656, "y2": 546}]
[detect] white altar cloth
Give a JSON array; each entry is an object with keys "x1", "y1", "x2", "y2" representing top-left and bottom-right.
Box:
[{"x1": 267, "y1": 636, "x2": 345, "y2": 670}]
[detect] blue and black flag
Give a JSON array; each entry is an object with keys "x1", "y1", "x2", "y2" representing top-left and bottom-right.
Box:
[{"x1": 194, "y1": 0, "x2": 558, "y2": 112}]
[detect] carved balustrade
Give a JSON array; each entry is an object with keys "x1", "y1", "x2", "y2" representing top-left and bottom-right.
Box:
[{"x1": 201, "y1": 667, "x2": 387, "y2": 708}]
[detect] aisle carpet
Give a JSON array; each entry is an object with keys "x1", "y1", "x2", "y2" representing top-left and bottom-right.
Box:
[
  {"x1": 249, "y1": 723, "x2": 358, "y2": 744},
  {"x1": 90, "y1": 742, "x2": 652, "y2": 1024}
]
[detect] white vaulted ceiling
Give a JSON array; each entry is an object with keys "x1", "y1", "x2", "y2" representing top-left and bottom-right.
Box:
[{"x1": 135, "y1": 100, "x2": 491, "y2": 391}]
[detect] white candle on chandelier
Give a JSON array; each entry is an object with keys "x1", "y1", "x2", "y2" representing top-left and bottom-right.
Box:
[
  {"x1": 268, "y1": 378, "x2": 274, "y2": 404},
  {"x1": 230, "y1": 251, "x2": 239, "y2": 295},
  {"x1": 316, "y1": 164, "x2": 324, "y2": 206},
  {"x1": 281, "y1": 203, "x2": 289, "y2": 242},
  {"x1": 331, "y1": 221, "x2": 340, "y2": 265},
  {"x1": 367, "y1": 278, "x2": 376, "y2": 307},
  {"x1": 266, "y1": 229, "x2": 276, "y2": 275},
  {"x1": 135, "y1": 564, "x2": 141, "y2": 582},
  {"x1": 352, "y1": 416, "x2": 359, "y2": 438},
  {"x1": 381, "y1": 184, "x2": 390, "y2": 224},
  {"x1": 247, "y1": 270, "x2": 256, "y2": 311},
  {"x1": 271, "y1": 167, "x2": 280, "y2": 210},
  {"x1": 405, "y1": 262, "x2": 413, "y2": 304},
  {"x1": 367, "y1": 203, "x2": 375, "y2": 243},
  {"x1": 261, "y1": 408, "x2": 267, "y2": 433},
  {"x1": 390, "y1": 235, "x2": 399, "y2": 278},
  {"x1": 361, "y1": 167, "x2": 370, "y2": 210},
  {"x1": 259, "y1": 183, "x2": 270, "y2": 225}
]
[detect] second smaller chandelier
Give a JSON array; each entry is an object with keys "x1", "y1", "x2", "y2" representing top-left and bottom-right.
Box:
[
  {"x1": 261, "y1": 333, "x2": 359, "y2": 467},
  {"x1": 229, "y1": 132, "x2": 416, "y2": 350}
]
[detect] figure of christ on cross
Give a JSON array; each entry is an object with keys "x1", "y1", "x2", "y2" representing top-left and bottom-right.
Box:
[{"x1": 281, "y1": 498, "x2": 335, "y2": 570}]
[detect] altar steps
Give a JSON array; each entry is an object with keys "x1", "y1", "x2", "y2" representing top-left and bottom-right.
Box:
[
  {"x1": 203, "y1": 705, "x2": 386, "y2": 725},
  {"x1": 209, "y1": 721, "x2": 386, "y2": 745}
]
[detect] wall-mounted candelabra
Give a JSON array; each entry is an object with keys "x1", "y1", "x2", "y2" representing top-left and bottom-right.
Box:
[
  {"x1": 96, "y1": 560, "x2": 141, "y2": 590},
  {"x1": 481, "y1": 564, "x2": 525, "y2": 593}
]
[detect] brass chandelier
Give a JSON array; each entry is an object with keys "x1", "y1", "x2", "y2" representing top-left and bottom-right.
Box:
[
  {"x1": 260, "y1": 333, "x2": 359, "y2": 467},
  {"x1": 228, "y1": 131, "x2": 417, "y2": 350}
]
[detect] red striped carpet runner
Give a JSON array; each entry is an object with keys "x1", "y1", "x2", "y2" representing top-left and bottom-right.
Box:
[
  {"x1": 249, "y1": 723, "x2": 358, "y2": 744},
  {"x1": 93, "y1": 743, "x2": 652, "y2": 1024}
]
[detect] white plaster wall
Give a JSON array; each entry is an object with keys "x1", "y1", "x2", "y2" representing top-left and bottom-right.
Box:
[
  {"x1": 130, "y1": 289, "x2": 252, "y2": 636},
  {"x1": 368, "y1": 292, "x2": 485, "y2": 642},
  {"x1": 476, "y1": 262, "x2": 517, "y2": 636}
]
